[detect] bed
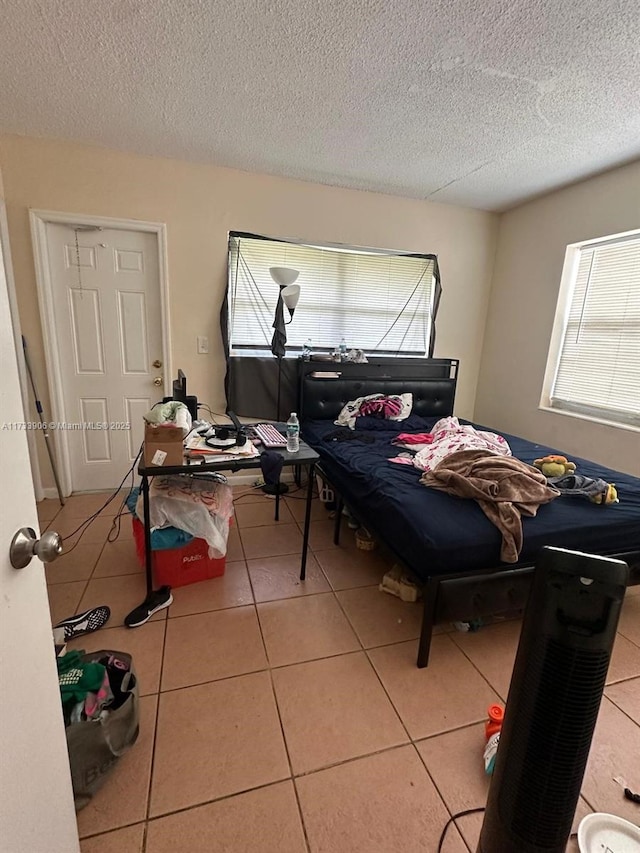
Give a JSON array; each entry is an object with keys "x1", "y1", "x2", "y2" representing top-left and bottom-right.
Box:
[{"x1": 298, "y1": 359, "x2": 640, "y2": 667}]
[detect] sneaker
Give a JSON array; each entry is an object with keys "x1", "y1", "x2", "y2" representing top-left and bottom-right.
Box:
[
  {"x1": 124, "y1": 586, "x2": 173, "y2": 628},
  {"x1": 54, "y1": 605, "x2": 111, "y2": 641}
]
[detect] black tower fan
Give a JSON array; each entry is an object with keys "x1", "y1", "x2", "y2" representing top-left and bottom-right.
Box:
[{"x1": 477, "y1": 546, "x2": 629, "y2": 853}]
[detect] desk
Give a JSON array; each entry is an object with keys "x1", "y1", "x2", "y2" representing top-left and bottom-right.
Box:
[{"x1": 137, "y1": 440, "x2": 320, "y2": 598}]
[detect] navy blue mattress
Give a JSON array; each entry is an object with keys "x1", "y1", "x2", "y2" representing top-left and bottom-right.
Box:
[{"x1": 302, "y1": 416, "x2": 640, "y2": 580}]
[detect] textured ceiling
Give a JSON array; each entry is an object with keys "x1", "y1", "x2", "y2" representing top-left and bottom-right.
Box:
[{"x1": 1, "y1": 0, "x2": 639, "y2": 210}]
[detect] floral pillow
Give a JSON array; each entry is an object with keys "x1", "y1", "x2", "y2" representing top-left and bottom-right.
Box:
[{"x1": 335, "y1": 393, "x2": 413, "y2": 429}]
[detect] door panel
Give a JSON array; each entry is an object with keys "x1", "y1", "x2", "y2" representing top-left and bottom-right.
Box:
[
  {"x1": 117, "y1": 290, "x2": 149, "y2": 374},
  {"x1": 115, "y1": 247, "x2": 144, "y2": 273},
  {"x1": 45, "y1": 224, "x2": 163, "y2": 491},
  {"x1": 125, "y1": 397, "x2": 152, "y2": 460},
  {"x1": 1, "y1": 209, "x2": 80, "y2": 851},
  {"x1": 69, "y1": 287, "x2": 105, "y2": 373}
]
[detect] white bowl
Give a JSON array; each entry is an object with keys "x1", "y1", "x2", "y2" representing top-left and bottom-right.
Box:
[{"x1": 578, "y1": 812, "x2": 640, "y2": 852}]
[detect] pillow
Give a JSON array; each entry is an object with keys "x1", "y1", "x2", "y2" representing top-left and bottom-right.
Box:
[
  {"x1": 335, "y1": 393, "x2": 413, "y2": 429},
  {"x1": 359, "y1": 396, "x2": 403, "y2": 419}
]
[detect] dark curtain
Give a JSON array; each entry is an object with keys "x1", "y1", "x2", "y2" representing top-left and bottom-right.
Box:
[
  {"x1": 220, "y1": 282, "x2": 231, "y2": 410},
  {"x1": 429, "y1": 256, "x2": 442, "y2": 358},
  {"x1": 227, "y1": 356, "x2": 298, "y2": 421}
]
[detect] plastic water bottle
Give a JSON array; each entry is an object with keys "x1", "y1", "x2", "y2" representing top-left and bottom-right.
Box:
[
  {"x1": 286, "y1": 412, "x2": 300, "y2": 453},
  {"x1": 302, "y1": 338, "x2": 313, "y2": 361},
  {"x1": 339, "y1": 337, "x2": 347, "y2": 359}
]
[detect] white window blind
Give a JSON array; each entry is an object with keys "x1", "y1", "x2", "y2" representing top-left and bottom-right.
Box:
[
  {"x1": 227, "y1": 234, "x2": 437, "y2": 355},
  {"x1": 550, "y1": 234, "x2": 640, "y2": 427}
]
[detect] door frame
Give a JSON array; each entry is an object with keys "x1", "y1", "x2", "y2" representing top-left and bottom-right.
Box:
[
  {"x1": 30, "y1": 209, "x2": 172, "y2": 496},
  {"x1": 1, "y1": 201, "x2": 44, "y2": 500}
]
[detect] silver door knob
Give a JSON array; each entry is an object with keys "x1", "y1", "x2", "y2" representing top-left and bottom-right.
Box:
[
  {"x1": 153, "y1": 376, "x2": 163, "y2": 386},
  {"x1": 10, "y1": 527, "x2": 63, "y2": 569}
]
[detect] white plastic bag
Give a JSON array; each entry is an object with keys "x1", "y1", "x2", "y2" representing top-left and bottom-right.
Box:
[{"x1": 136, "y1": 476, "x2": 234, "y2": 558}]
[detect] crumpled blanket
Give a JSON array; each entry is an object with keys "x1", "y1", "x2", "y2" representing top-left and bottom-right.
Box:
[
  {"x1": 420, "y1": 449, "x2": 559, "y2": 563},
  {"x1": 413, "y1": 416, "x2": 511, "y2": 473}
]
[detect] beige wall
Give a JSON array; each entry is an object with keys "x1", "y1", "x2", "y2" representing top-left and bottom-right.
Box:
[
  {"x1": 0, "y1": 134, "x2": 498, "y2": 490},
  {"x1": 476, "y1": 159, "x2": 640, "y2": 476}
]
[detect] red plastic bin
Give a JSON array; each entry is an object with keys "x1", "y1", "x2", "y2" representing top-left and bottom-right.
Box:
[{"x1": 132, "y1": 517, "x2": 226, "y2": 588}]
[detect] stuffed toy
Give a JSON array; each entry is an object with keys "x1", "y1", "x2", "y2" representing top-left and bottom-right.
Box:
[
  {"x1": 591, "y1": 482, "x2": 619, "y2": 505},
  {"x1": 533, "y1": 455, "x2": 577, "y2": 478}
]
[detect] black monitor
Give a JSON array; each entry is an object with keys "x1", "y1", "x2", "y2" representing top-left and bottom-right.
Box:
[
  {"x1": 172, "y1": 369, "x2": 187, "y2": 403},
  {"x1": 166, "y1": 369, "x2": 198, "y2": 420}
]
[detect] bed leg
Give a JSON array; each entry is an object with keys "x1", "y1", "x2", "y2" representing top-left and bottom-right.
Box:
[
  {"x1": 333, "y1": 495, "x2": 343, "y2": 545},
  {"x1": 417, "y1": 578, "x2": 440, "y2": 668}
]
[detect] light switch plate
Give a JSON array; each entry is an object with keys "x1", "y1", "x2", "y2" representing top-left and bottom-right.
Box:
[{"x1": 197, "y1": 335, "x2": 209, "y2": 354}]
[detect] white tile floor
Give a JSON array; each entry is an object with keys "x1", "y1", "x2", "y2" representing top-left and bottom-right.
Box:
[{"x1": 40, "y1": 489, "x2": 640, "y2": 852}]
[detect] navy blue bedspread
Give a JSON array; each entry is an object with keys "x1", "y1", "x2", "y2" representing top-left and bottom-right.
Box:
[{"x1": 302, "y1": 417, "x2": 640, "y2": 580}]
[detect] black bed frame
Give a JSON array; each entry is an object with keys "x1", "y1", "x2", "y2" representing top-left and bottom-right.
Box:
[{"x1": 299, "y1": 357, "x2": 640, "y2": 668}]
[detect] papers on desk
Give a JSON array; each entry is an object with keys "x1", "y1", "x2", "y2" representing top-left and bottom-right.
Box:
[{"x1": 184, "y1": 434, "x2": 260, "y2": 461}]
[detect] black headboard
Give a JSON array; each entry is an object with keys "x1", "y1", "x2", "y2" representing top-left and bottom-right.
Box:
[{"x1": 299, "y1": 358, "x2": 459, "y2": 421}]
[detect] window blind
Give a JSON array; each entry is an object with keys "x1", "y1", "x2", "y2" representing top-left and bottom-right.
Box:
[
  {"x1": 550, "y1": 235, "x2": 640, "y2": 426},
  {"x1": 227, "y1": 234, "x2": 437, "y2": 355}
]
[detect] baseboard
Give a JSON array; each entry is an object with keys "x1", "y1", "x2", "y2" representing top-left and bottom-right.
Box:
[{"x1": 42, "y1": 487, "x2": 65, "y2": 501}]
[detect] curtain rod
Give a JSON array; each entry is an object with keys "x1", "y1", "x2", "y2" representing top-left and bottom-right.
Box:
[{"x1": 228, "y1": 230, "x2": 438, "y2": 262}]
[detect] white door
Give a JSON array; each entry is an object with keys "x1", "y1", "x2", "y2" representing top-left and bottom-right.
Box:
[
  {"x1": 0, "y1": 221, "x2": 80, "y2": 850},
  {"x1": 44, "y1": 224, "x2": 163, "y2": 491}
]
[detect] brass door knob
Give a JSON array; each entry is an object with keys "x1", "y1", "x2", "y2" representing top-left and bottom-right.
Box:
[
  {"x1": 152, "y1": 359, "x2": 162, "y2": 368},
  {"x1": 153, "y1": 376, "x2": 163, "y2": 386}
]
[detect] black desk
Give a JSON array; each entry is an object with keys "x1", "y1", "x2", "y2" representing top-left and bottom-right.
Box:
[{"x1": 137, "y1": 440, "x2": 320, "y2": 597}]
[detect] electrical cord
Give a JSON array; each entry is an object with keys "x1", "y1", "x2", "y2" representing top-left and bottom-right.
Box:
[
  {"x1": 61, "y1": 446, "x2": 143, "y2": 554},
  {"x1": 198, "y1": 403, "x2": 227, "y2": 423},
  {"x1": 106, "y1": 451, "x2": 141, "y2": 543},
  {"x1": 437, "y1": 808, "x2": 580, "y2": 850},
  {"x1": 438, "y1": 808, "x2": 485, "y2": 851}
]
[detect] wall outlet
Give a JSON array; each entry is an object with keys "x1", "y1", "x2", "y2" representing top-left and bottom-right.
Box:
[{"x1": 197, "y1": 335, "x2": 209, "y2": 354}]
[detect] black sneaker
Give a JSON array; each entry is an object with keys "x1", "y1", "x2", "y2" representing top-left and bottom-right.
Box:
[
  {"x1": 54, "y1": 605, "x2": 111, "y2": 641},
  {"x1": 124, "y1": 586, "x2": 173, "y2": 628}
]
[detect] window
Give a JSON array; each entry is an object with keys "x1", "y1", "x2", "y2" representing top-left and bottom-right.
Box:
[
  {"x1": 541, "y1": 230, "x2": 640, "y2": 429},
  {"x1": 227, "y1": 233, "x2": 440, "y2": 356}
]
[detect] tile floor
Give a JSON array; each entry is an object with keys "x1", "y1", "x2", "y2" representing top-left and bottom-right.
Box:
[{"x1": 39, "y1": 487, "x2": 640, "y2": 853}]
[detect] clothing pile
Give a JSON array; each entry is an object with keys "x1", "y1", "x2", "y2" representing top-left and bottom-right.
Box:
[
  {"x1": 61, "y1": 649, "x2": 140, "y2": 810},
  {"x1": 388, "y1": 416, "x2": 512, "y2": 471},
  {"x1": 421, "y1": 449, "x2": 559, "y2": 562},
  {"x1": 58, "y1": 650, "x2": 135, "y2": 726},
  {"x1": 411, "y1": 417, "x2": 512, "y2": 472},
  {"x1": 323, "y1": 428, "x2": 375, "y2": 444},
  {"x1": 126, "y1": 488, "x2": 194, "y2": 551},
  {"x1": 144, "y1": 400, "x2": 192, "y2": 435},
  {"x1": 135, "y1": 475, "x2": 234, "y2": 558}
]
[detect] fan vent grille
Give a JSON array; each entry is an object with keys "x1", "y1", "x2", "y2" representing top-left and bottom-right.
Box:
[{"x1": 499, "y1": 637, "x2": 609, "y2": 847}]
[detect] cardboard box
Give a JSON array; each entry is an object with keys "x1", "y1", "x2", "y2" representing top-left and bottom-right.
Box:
[
  {"x1": 143, "y1": 423, "x2": 185, "y2": 467},
  {"x1": 132, "y1": 517, "x2": 226, "y2": 587}
]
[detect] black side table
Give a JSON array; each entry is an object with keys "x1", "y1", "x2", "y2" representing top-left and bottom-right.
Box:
[{"x1": 136, "y1": 440, "x2": 320, "y2": 600}]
